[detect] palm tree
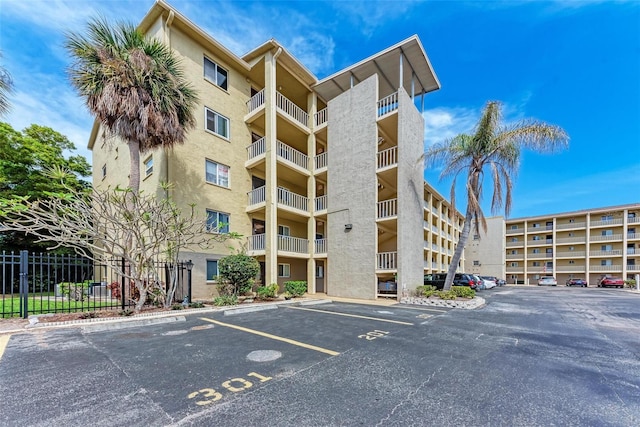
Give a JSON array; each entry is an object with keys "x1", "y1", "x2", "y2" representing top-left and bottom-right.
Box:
[
  {"x1": 424, "y1": 101, "x2": 569, "y2": 290},
  {"x1": 65, "y1": 18, "x2": 198, "y2": 193},
  {"x1": 0, "y1": 52, "x2": 13, "y2": 117}
]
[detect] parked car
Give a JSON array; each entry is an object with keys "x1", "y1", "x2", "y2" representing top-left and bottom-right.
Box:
[
  {"x1": 537, "y1": 276, "x2": 557, "y2": 286},
  {"x1": 479, "y1": 276, "x2": 497, "y2": 289},
  {"x1": 565, "y1": 278, "x2": 588, "y2": 287},
  {"x1": 496, "y1": 278, "x2": 506, "y2": 286},
  {"x1": 598, "y1": 277, "x2": 624, "y2": 288},
  {"x1": 423, "y1": 273, "x2": 479, "y2": 290}
]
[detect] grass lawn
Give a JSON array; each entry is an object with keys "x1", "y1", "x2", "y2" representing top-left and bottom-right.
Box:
[{"x1": 1, "y1": 296, "x2": 118, "y2": 318}]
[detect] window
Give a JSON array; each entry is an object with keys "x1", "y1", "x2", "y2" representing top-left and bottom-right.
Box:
[
  {"x1": 569, "y1": 260, "x2": 575, "y2": 264},
  {"x1": 316, "y1": 265, "x2": 324, "y2": 278},
  {"x1": 144, "y1": 156, "x2": 153, "y2": 177},
  {"x1": 511, "y1": 250, "x2": 518, "y2": 254},
  {"x1": 532, "y1": 223, "x2": 540, "y2": 228},
  {"x1": 629, "y1": 212, "x2": 637, "y2": 219},
  {"x1": 601, "y1": 259, "x2": 612, "y2": 266},
  {"x1": 205, "y1": 107, "x2": 229, "y2": 139},
  {"x1": 569, "y1": 246, "x2": 575, "y2": 251},
  {"x1": 533, "y1": 261, "x2": 541, "y2": 267},
  {"x1": 601, "y1": 215, "x2": 613, "y2": 221},
  {"x1": 205, "y1": 160, "x2": 230, "y2": 187},
  {"x1": 510, "y1": 225, "x2": 518, "y2": 230},
  {"x1": 101, "y1": 164, "x2": 107, "y2": 179},
  {"x1": 510, "y1": 262, "x2": 518, "y2": 267},
  {"x1": 533, "y1": 236, "x2": 541, "y2": 241},
  {"x1": 511, "y1": 237, "x2": 518, "y2": 242},
  {"x1": 473, "y1": 260, "x2": 480, "y2": 266},
  {"x1": 546, "y1": 248, "x2": 553, "y2": 254},
  {"x1": 602, "y1": 230, "x2": 613, "y2": 236},
  {"x1": 601, "y1": 244, "x2": 612, "y2": 251},
  {"x1": 569, "y1": 218, "x2": 575, "y2": 223},
  {"x1": 206, "y1": 210, "x2": 229, "y2": 233},
  {"x1": 204, "y1": 57, "x2": 228, "y2": 90},
  {"x1": 278, "y1": 225, "x2": 290, "y2": 236},
  {"x1": 206, "y1": 260, "x2": 218, "y2": 281},
  {"x1": 545, "y1": 262, "x2": 553, "y2": 268},
  {"x1": 568, "y1": 232, "x2": 574, "y2": 237},
  {"x1": 533, "y1": 248, "x2": 541, "y2": 254},
  {"x1": 278, "y1": 263, "x2": 290, "y2": 278}
]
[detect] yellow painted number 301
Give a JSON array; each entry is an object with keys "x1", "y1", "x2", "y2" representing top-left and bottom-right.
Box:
[{"x1": 188, "y1": 372, "x2": 272, "y2": 406}]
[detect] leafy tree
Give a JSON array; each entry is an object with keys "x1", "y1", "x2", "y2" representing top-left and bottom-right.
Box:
[
  {"x1": 65, "y1": 18, "x2": 198, "y2": 194},
  {"x1": 423, "y1": 101, "x2": 569, "y2": 290},
  {"x1": 218, "y1": 253, "x2": 260, "y2": 295},
  {"x1": 0, "y1": 177, "x2": 236, "y2": 312},
  {"x1": 0, "y1": 123, "x2": 91, "y2": 251},
  {"x1": 0, "y1": 52, "x2": 12, "y2": 116}
]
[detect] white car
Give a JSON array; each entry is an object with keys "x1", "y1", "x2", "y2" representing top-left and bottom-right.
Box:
[
  {"x1": 479, "y1": 276, "x2": 497, "y2": 289},
  {"x1": 537, "y1": 276, "x2": 557, "y2": 286}
]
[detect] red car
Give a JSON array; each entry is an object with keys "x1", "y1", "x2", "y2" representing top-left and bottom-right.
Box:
[{"x1": 598, "y1": 277, "x2": 624, "y2": 288}]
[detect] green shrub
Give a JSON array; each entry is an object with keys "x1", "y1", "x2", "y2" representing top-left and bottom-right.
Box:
[
  {"x1": 256, "y1": 283, "x2": 279, "y2": 300},
  {"x1": 625, "y1": 279, "x2": 636, "y2": 288},
  {"x1": 214, "y1": 277, "x2": 235, "y2": 297},
  {"x1": 415, "y1": 285, "x2": 438, "y2": 297},
  {"x1": 451, "y1": 286, "x2": 475, "y2": 299},
  {"x1": 213, "y1": 295, "x2": 238, "y2": 306},
  {"x1": 171, "y1": 303, "x2": 184, "y2": 310},
  {"x1": 437, "y1": 290, "x2": 457, "y2": 300},
  {"x1": 189, "y1": 302, "x2": 205, "y2": 308},
  {"x1": 218, "y1": 253, "x2": 260, "y2": 295},
  {"x1": 119, "y1": 309, "x2": 134, "y2": 317},
  {"x1": 284, "y1": 281, "x2": 307, "y2": 297},
  {"x1": 78, "y1": 311, "x2": 98, "y2": 319}
]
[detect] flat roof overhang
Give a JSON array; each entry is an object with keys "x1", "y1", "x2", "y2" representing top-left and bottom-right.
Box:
[{"x1": 313, "y1": 35, "x2": 441, "y2": 103}]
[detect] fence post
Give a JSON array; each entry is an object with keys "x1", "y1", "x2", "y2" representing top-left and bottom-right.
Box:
[
  {"x1": 19, "y1": 250, "x2": 28, "y2": 319},
  {"x1": 121, "y1": 257, "x2": 126, "y2": 310}
]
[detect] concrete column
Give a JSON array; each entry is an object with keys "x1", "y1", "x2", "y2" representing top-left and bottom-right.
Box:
[
  {"x1": 264, "y1": 50, "x2": 279, "y2": 286},
  {"x1": 307, "y1": 92, "x2": 317, "y2": 294}
]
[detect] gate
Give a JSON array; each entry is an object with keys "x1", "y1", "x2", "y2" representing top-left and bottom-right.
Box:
[{"x1": 1, "y1": 251, "x2": 192, "y2": 319}]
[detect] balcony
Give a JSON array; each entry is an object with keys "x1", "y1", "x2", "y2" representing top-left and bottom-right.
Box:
[
  {"x1": 277, "y1": 91, "x2": 309, "y2": 129},
  {"x1": 589, "y1": 264, "x2": 622, "y2": 272},
  {"x1": 246, "y1": 137, "x2": 266, "y2": 164},
  {"x1": 506, "y1": 254, "x2": 523, "y2": 260},
  {"x1": 591, "y1": 218, "x2": 623, "y2": 227},
  {"x1": 377, "y1": 198, "x2": 397, "y2": 220},
  {"x1": 507, "y1": 241, "x2": 524, "y2": 247},
  {"x1": 527, "y1": 226, "x2": 553, "y2": 233},
  {"x1": 590, "y1": 234, "x2": 623, "y2": 242},
  {"x1": 246, "y1": 89, "x2": 265, "y2": 115},
  {"x1": 278, "y1": 187, "x2": 309, "y2": 213},
  {"x1": 377, "y1": 146, "x2": 397, "y2": 170},
  {"x1": 314, "y1": 238, "x2": 327, "y2": 255},
  {"x1": 377, "y1": 92, "x2": 398, "y2": 118},
  {"x1": 377, "y1": 251, "x2": 397, "y2": 270},
  {"x1": 528, "y1": 253, "x2": 553, "y2": 259},
  {"x1": 314, "y1": 152, "x2": 327, "y2": 172},
  {"x1": 628, "y1": 264, "x2": 640, "y2": 272},
  {"x1": 628, "y1": 233, "x2": 639, "y2": 240},
  {"x1": 556, "y1": 265, "x2": 586, "y2": 272},
  {"x1": 277, "y1": 140, "x2": 309, "y2": 172},
  {"x1": 556, "y1": 222, "x2": 586, "y2": 230},
  {"x1": 315, "y1": 195, "x2": 327, "y2": 214},
  {"x1": 589, "y1": 250, "x2": 622, "y2": 257},
  {"x1": 247, "y1": 186, "x2": 266, "y2": 209},
  {"x1": 629, "y1": 216, "x2": 640, "y2": 224},
  {"x1": 556, "y1": 236, "x2": 586, "y2": 244},
  {"x1": 278, "y1": 235, "x2": 308, "y2": 254},
  {"x1": 247, "y1": 234, "x2": 265, "y2": 253},
  {"x1": 556, "y1": 251, "x2": 586, "y2": 258},
  {"x1": 506, "y1": 228, "x2": 522, "y2": 235},
  {"x1": 314, "y1": 108, "x2": 327, "y2": 128}
]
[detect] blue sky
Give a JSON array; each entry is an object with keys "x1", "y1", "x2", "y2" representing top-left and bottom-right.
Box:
[{"x1": 1, "y1": 0, "x2": 639, "y2": 218}]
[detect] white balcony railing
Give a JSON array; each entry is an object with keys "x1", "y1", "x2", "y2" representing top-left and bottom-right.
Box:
[
  {"x1": 555, "y1": 265, "x2": 586, "y2": 272},
  {"x1": 377, "y1": 198, "x2": 397, "y2": 219},
  {"x1": 556, "y1": 236, "x2": 586, "y2": 244},
  {"x1": 627, "y1": 264, "x2": 640, "y2": 271},
  {"x1": 278, "y1": 235, "x2": 308, "y2": 253},
  {"x1": 377, "y1": 92, "x2": 398, "y2": 117},
  {"x1": 377, "y1": 146, "x2": 397, "y2": 169},
  {"x1": 315, "y1": 238, "x2": 327, "y2": 254},
  {"x1": 248, "y1": 186, "x2": 266, "y2": 206},
  {"x1": 314, "y1": 152, "x2": 327, "y2": 170},
  {"x1": 277, "y1": 140, "x2": 309, "y2": 170},
  {"x1": 628, "y1": 233, "x2": 639, "y2": 240},
  {"x1": 590, "y1": 234, "x2": 623, "y2": 242},
  {"x1": 628, "y1": 216, "x2": 640, "y2": 224},
  {"x1": 591, "y1": 218, "x2": 624, "y2": 227},
  {"x1": 247, "y1": 137, "x2": 266, "y2": 161},
  {"x1": 246, "y1": 89, "x2": 265, "y2": 114},
  {"x1": 589, "y1": 264, "x2": 622, "y2": 271},
  {"x1": 278, "y1": 187, "x2": 308, "y2": 212},
  {"x1": 277, "y1": 91, "x2": 308, "y2": 127},
  {"x1": 556, "y1": 251, "x2": 586, "y2": 257},
  {"x1": 589, "y1": 250, "x2": 623, "y2": 257},
  {"x1": 248, "y1": 234, "x2": 265, "y2": 251},
  {"x1": 556, "y1": 222, "x2": 586, "y2": 230},
  {"x1": 314, "y1": 108, "x2": 327, "y2": 127},
  {"x1": 377, "y1": 251, "x2": 397, "y2": 270},
  {"x1": 315, "y1": 195, "x2": 327, "y2": 212}
]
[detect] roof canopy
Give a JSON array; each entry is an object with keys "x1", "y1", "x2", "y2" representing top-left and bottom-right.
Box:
[{"x1": 313, "y1": 35, "x2": 440, "y2": 103}]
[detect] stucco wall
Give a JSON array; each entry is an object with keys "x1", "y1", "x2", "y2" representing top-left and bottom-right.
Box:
[
  {"x1": 326, "y1": 75, "x2": 379, "y2": 299},
  {"x1": 396, "y1": 88, "x2": 425, "y2": 295}
]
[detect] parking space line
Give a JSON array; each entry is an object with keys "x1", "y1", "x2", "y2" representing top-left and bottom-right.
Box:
[
  {"x1": 0, "y1": 335, "x2": 10, "y2": 362},
  {"x1": 199, "y1": 318, "x2": 339, "y2": 356},
  {"x1": 392, "y1": 306, "x2": 449, "y2": 313},
  {"x1": 286, "y1": 306, "x2": 414, "y2": 325}
]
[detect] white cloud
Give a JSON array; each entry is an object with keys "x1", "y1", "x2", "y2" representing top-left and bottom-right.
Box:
[
  {"x1": 329, "y1": 0, "x2": 422, "y2": 37},
  {"x1": 422, "y1": 106, "x2": 479, "y2": 147}
]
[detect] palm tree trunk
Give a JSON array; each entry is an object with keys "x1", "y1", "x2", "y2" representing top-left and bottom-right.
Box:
[
  {"x1": 128, "y1": 141, "x2": 141, "y2": 194},
  {"x1": 443, "y1": 207, "x2": 473, "y2": 290}
]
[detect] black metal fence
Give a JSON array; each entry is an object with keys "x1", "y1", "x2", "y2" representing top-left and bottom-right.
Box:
[{"x1": 1, "y1": 251, "x2": 191, "y2": 319}]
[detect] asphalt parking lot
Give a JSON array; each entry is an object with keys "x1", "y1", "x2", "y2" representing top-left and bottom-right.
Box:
[{"x1": 1, "y1": 288, "x2": 639, "y2": 426}]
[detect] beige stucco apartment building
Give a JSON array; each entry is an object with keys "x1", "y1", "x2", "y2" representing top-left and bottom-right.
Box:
[
  {"x1": 89, "y1": 0, "x2": 465, "y2": 301},
  {"x1": 466, "y1": 204, "x2": 640, "y2": 285}
]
